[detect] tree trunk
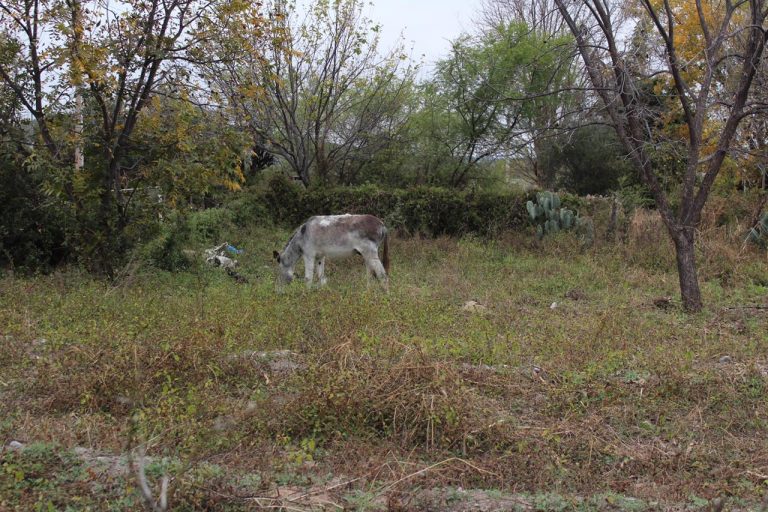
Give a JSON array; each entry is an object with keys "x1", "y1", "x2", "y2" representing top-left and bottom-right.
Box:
[
  {"x1": 671, "y1": 227, "x2": 702, "y2": 313},
  {"x1": 316, "y1": 142, "x2": 330, "y2": 185},
  {"x1": 297, "y1": 164, "x2": 311, "y2": 187},
  {"x1": 74, "y1": 91, "x2": 84, "y2": 171}
]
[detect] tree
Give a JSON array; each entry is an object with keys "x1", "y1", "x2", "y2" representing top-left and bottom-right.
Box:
[
  {"x1": 546, "y1": 125, "x2": 632, "y2": 195},
  {"x1": 424, "y1": 22, "x2": 574, "y2": 188},
  {"x1": 554, "y1": 0, "x2": 768, "y2": 312},
  {"x1": 129, "y1": 93, "x2": 250, "y2": 207},
  {"x1": 0, "y1": 0, "x2": 256, "y2": 272},
  {"x1": 203, "y1": 0, "x2": 416, "y2": 187},
  {"x1": 476, "y1": 0, "x2": 588, "y2": 187}
]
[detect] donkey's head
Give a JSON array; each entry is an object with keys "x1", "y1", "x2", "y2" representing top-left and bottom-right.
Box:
[{"x1": 273, "y1": 250, "x2": 295, "y2": 285}]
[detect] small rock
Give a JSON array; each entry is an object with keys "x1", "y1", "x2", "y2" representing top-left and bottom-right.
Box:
[
  {"x1": 550, "y1": 302, "x2": 558, "y2": 309},
  {"x1": 227, "y1": 349, "x2": 305, "y2": 373},
  {"x1": 115, "y1": 395, "x2": 133, "y2": 406},
  {"x1": 719, "y1": 355, "x2": 733, "y2": 364},
  {"x1": 213, "y1": 415, "x2": 236, "y2": 431},
  {"x1": 461, "y1": 300, "x2": 488, "y2": 314},
  {"x1": 8, "y1": 440, "x2": 25, "y2": 450},
  {"x1": 532, "y1": 365, "x2": 547, "y2": 383}
]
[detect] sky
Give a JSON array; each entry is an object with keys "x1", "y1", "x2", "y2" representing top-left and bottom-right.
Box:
[{"x1": 364, "y1": 0, "x2": 482, "y2": 68}]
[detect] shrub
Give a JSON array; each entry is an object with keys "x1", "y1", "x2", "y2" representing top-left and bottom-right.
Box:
[
  {"x1": 256, "y1": 175, "x2": 531, "y2": 237},
  {"x1": 0, "y1": 153, "x2": 69, "y2": 271},
  {"x1": 140, "y1": 213, "x2": 192, "y2": 271},
  {"x1": 227, "y1": 192, "x2": 271, "y2": 228},
  {"x1": 260, "y1": 174, "x2": 306, "y2": 226},
  {"x1": 187, "y1": 208, "x2": 235, "y2": 243}
]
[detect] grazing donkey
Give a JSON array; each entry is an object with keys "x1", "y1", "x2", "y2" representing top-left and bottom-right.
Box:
[{"x1": 273, "y1": 214, "x2": 390, "y2": 289}]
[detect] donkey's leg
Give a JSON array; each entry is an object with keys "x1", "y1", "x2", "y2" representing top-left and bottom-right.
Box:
[
  {"x1": 363, "y1": 252, "x2": 389, "y2": 291},
  {"x1": 316, "y1": 257, "x2": 327, "y2": 286},
  {"x1": 370, "y1": 258, "x2": 388, "y2": 282},
  {"x1": 303, "y1": 253, "x2": 315, "y2": 288}
]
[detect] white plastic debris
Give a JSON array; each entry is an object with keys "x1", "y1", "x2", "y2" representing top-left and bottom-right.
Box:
[{"x1": 205, "y1": 242, "x2": 239, "y2": 269}]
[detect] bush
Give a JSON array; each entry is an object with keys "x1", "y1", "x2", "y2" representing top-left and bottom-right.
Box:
[
  {"x1": 186, "y1": 208, "x2": 235, "y2": 243},
  {"x1": 0, "y1": 153, "x2": 69, "y2": 271},
  {"x1": 140, "y1": 213, "x2": 192, "y2": 271},
  {"x1": 260, "y1": 174, "x2": 305, "y2": 226},
  {"x1": 624, "y1": 209, "x2": 675, "y2": 271},
  {"x1": 256, "y1": 175, "x2": 531, "y2": 237},
  {"x1": 227, "y1": 192, "x2": 271, "y2": 228}
]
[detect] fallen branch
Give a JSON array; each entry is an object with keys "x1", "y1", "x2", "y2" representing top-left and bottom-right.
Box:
[
  {"x1": 375, "y1": 457, "x2": 498, "y2": 497},
  {"x1": 131, "y1": 444, "x2": 169, "y2": 512}
]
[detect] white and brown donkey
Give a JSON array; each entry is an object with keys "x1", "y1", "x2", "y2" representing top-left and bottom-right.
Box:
[{"x1": 273, "y1": 214, "x2": 390, "y2": 289}]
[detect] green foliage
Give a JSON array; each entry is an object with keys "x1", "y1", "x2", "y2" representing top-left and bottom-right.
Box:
[
  {"x1": 259, "y1": 174, "x2": 530, "y2": 236},
  {"x1": 187, "y1": 208, "x2": 236, "y2": 243},
  {"x1": 0, "y1": 151, "x2": 70, "y2": 271},
  {"x1": 131, "y1": 94, "x2": 250, "y2": 204},
  {"x1": 140, "y1": 213, "x2": 192, "y2": 272},
  {"x1": 746, "y1": 211, "x2": 768, "y2": 249},
  {"x1": 526, "y1": 191, "x2": 595, "y2": 248},
  {"x1": 0, "y1": 442, "x2": 136, "y2": 510},
  {"x1": 543, "y1": 126, "x2": 633, "y2": 195},
  {"x1": 421, "y1": 22, "x2": 575, "y2": 187},
  {"x1": 138, "y1": 206, "x2": 243, "y2": 271},
  {"x1": 616, "y1": 180, "x2": 655, "y2": 214},
  {"x1": 227, "y1": 190, "x2": 271, "y2": 227},
  {"x1": 260, "y1": 174, "x2": 306, "y2": 227}
]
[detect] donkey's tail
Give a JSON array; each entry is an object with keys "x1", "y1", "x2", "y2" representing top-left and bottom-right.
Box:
[{"x1": 382, "y1": 230, "x2": 390, "y2": 274}]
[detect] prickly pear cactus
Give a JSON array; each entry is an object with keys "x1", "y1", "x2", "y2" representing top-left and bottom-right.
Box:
[{"x1": 526, "y1": 191, "x2": 577, "y2": 240}]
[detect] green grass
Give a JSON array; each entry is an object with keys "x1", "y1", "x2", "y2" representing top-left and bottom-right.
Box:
[{"x1": 1, "y1": 227, "x2": 767, "y2": 510}]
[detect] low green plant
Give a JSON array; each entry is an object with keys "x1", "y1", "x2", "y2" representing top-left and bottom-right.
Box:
[
  {"x1": 343, "y1": 489, "x2": 386, "y2": 511},
  {"x1": 746, "y1": 210, "x2": 768, "y2": 249}
]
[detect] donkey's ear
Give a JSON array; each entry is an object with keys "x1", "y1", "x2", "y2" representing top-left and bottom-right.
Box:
[{"x1": 273, "y1": 250, "x2": 280, "y2": 261}]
